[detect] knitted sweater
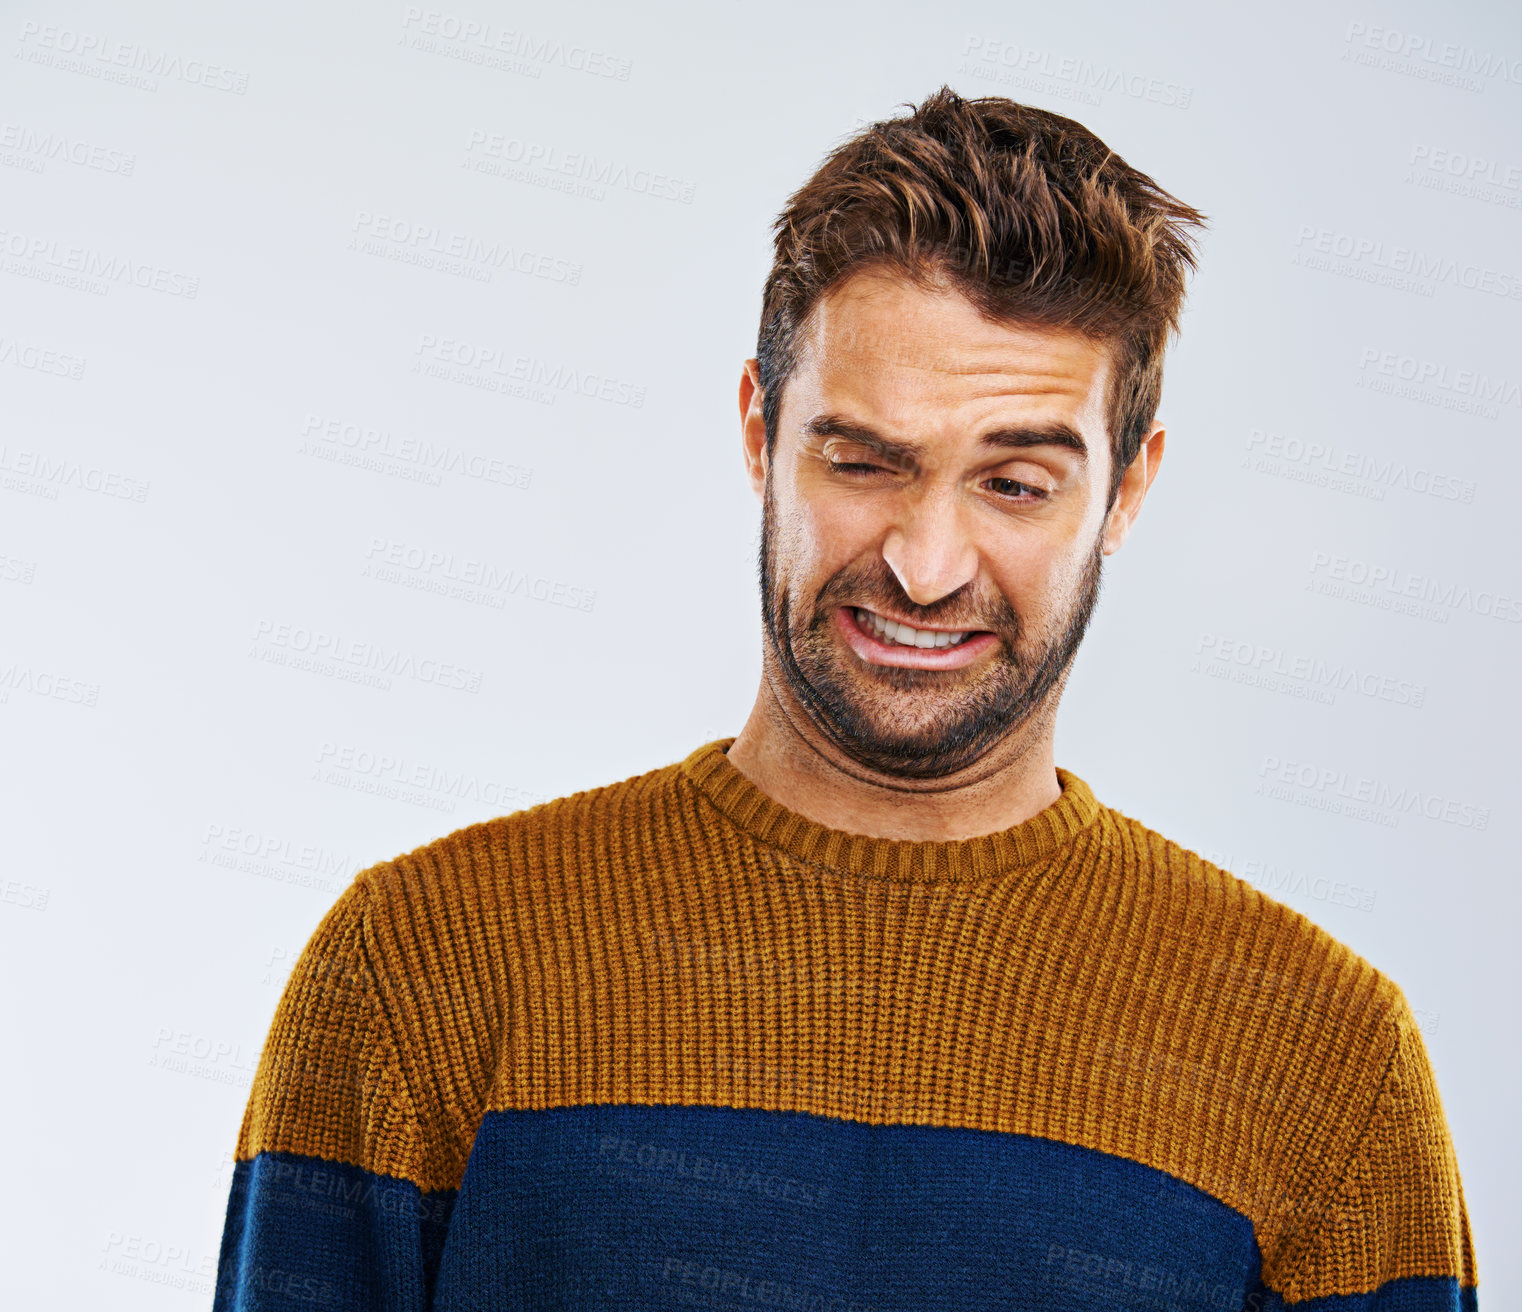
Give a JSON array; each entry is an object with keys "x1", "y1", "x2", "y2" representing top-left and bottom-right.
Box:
[{"x1": 213, "y1": 738, "x2": 1478, "y2": 1311}]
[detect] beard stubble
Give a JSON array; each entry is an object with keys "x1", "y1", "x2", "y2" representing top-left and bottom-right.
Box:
[{"x1": 756, "y1": 475, "x2": 1106, "y2": 779}]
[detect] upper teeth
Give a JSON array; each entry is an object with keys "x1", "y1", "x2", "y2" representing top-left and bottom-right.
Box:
[{"x1": 855, "y1": 608, "x2": 969, "y2": 649}]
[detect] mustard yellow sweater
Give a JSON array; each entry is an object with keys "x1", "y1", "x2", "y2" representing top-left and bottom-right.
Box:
[{"x1": 214, "y1": 738, "x2": 1478, "y2": 1311}]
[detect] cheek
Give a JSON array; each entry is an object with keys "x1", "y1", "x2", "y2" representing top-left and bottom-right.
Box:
[
  {"x1": 784, "y1": 490, "x2": 873, "y2": 581},
  {"x1": 985, "y1": 534, "x2": 1085, "y2": 615}
]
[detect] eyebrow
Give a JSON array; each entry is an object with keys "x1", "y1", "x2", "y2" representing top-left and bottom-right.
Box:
[{"x1": 801, "y1": 413, "x2": 1089, "y2": 464}]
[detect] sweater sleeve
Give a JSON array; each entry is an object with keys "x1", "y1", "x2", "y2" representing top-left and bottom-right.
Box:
[
  {"x1": 1265, "y1": 1006, "x2": 1479, "y2": 1310},
  {"x1": 212, "y1": 876, "x2": 456, "y2": 1311}
]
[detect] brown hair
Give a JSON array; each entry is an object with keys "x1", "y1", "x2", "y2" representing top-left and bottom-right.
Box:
[{"x1": 756, "y1": 86, "x2": 1207, "y2": 506}]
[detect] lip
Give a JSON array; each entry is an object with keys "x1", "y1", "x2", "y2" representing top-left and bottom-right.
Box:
[{"x1": 836, "y1": 605, "x2": 1000, "y2": 671}]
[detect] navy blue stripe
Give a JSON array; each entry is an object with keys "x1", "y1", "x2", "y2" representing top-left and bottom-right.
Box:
[
  {"x1": 1255, "y1": 1277, "x2": 1477, "y2": 1312},
  {"x1": 213, "y1": 1151, "x2": 456, "y2": 1311},
  {"x1": 213, "y1": 1113, "x2": 1476, "y2": 1311},
  {"x1": 434, "y1": 1103, "x2": 1261, "y2": 1310}
]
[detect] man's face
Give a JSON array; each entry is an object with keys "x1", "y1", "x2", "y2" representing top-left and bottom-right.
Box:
[{"x1": 745, "y1": 269, "x2": 1140, "y2": 780}]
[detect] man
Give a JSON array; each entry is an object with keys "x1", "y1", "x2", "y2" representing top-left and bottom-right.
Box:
[{"x1": 214, "y1": 88, "x2": 1478, "y2": 1310}]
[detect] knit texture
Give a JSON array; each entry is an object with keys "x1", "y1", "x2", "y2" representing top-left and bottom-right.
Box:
[{"x1": 215, "y1": 738, "x2": 1478, "y2": 1310}]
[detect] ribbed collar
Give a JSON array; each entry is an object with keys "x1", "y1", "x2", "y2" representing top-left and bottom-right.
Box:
[{"x1": 678, "y1": 738, "x2": 1102, "y2": 884}]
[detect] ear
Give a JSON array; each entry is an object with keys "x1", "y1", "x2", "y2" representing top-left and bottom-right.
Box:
[
  {"x1": 740, "y1": 358, "x2": 768, "y2": 500},
  {"x1": 1101, "y1": 422, "x2": 1165, "y2": 555}
]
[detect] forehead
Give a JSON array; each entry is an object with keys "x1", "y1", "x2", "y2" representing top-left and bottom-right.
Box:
[{"x1": 793, "y1": 269, "x2": 1111, "y2": 425}]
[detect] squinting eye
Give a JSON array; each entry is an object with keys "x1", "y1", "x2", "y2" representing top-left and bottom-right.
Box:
[
  {"x1": 827, "y1": 461, "x2": 882, "y2": 475},
  {"x1": 988, "y1": 478, "x2": 1046, "y2": 498}
]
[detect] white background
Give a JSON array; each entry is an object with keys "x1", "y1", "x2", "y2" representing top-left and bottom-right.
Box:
[{"x1": 1, "y1": 0, "x2": 1516, "y2": 1305}]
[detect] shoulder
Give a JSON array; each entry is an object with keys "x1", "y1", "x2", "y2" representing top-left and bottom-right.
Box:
[
  {"x1": 294, "y1": 755, "x2": 685, "y2": 1168},
  {"x1": 1087, "y1": 804, "x2": 1435, "y2": 1246},
  {"x1": 1093, "y1": 801, "x2": 1411, "y2": 1085},
  {"x1": 332, "y1": 754, "x2": 689, "y2": 1000}
]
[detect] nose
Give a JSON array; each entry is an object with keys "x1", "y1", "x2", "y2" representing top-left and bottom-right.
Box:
[{"x1": 879, "y1": 485, "x2": 980, "y2": 608}]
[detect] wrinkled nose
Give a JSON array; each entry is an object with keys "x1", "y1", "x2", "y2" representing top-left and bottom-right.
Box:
[{"x1": 880, "y1": 487, "x2": 980, "y2": 607}]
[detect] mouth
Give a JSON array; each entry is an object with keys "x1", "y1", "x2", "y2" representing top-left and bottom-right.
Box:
[{"x1": 836, "y1": 605, "x2": 1001, "y2": 671}]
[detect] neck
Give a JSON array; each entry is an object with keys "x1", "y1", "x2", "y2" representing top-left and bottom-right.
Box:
[{"x1": 724, "y1": 658, "x2": 1067, "y2": 843}]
